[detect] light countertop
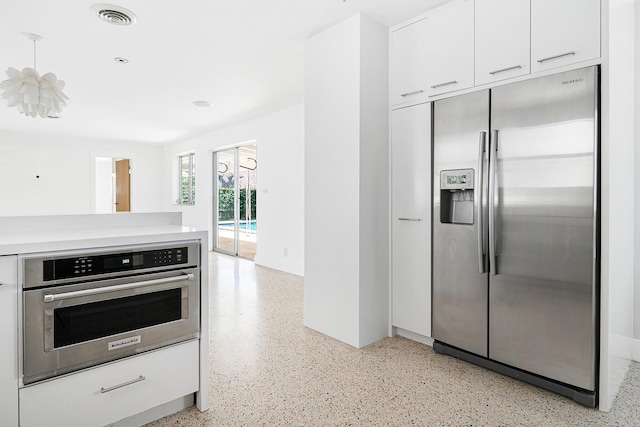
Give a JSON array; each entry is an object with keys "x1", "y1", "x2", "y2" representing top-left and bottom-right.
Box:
[
  {"x1": 0, "y1": 225, "x2": 207, "y2": 256},
  {"x1": 0, "y1": 213, "x2": 207, "y2": 256}
]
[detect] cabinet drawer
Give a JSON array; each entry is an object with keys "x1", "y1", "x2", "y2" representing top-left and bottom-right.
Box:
[{"x1": 20, "y1": 340, "x2": 199, "y2": 427}]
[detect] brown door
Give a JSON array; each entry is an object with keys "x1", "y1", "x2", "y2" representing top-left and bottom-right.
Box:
[{"x1": 115, "y1": 159, "x2": 131, "y2": 212}]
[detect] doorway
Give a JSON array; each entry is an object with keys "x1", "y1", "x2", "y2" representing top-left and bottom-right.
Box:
[
  {"x1": 213, "y1": 144, "x2": 257, "y2": 260},
  {"x1": 95, "y1": 157, "x2": 131, "y2": 213},
  {"x1": 115, "y1": 159, "x2": 130, "y2": 212}
]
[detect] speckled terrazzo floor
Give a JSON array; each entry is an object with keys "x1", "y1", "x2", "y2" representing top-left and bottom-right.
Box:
[{"x1": 147, "y1": 252, "x2": 640, "y2": 426}]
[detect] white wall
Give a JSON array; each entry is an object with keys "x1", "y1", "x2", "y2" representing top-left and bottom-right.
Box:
[
  {"x1": 304, "y1": 13, "x2": 389, "y2": 348},
  {"x1": 162, "y1": 104, "x2": 305, "y2": 276},
  {"x1": 95, "y1": 157, "x2": 113, "y2": 214},
  {"x1": 634, "y1": 0, "x2": 640, "y2": 347},
  {"x1": 0, "y1": 131, "x2": 163, "y2": 217},
  {"x1": 358, "y1": 16, "x2": 391, "y2": 346},
  {"x1": 608, "y1": 0, "x2": 635, "y2": 346},
  {"x1": 600, "y1": 0, "x2": 636, "y2": 412}
]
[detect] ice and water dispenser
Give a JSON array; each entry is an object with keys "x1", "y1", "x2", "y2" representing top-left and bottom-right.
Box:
[{"x1": 440, "y1": 169, "x2": 474, "y2": 224}]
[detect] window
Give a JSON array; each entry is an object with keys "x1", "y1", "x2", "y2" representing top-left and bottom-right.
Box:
[{"x1": 178, "y1": 153, "x2": 195, "y2": 204}]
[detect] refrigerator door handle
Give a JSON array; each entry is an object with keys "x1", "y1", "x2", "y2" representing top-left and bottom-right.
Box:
[
  {"x1": 489, "y1": 130, "x2": 498, "y2": 275},
  {"x1": 477, "y1": 131, "x2": 486, "y2": 274}
]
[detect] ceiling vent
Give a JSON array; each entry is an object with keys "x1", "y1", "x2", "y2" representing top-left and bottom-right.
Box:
[{"x1": 91, "y1": 4, "x2": 137, "y2": 26}]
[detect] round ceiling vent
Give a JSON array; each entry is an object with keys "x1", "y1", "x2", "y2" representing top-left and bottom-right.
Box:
[{"x1": 91, "y1": 4, "x2": 137, "y2": 26}]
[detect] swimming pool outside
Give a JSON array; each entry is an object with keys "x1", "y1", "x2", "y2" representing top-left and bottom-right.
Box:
[{"x1": 219, "y1": 220, "x2": 257, "y2": 232}]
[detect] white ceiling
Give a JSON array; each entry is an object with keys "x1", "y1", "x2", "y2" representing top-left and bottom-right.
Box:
[{"x1": 0, "y1": 0, "x2": 449, "y2": 144}]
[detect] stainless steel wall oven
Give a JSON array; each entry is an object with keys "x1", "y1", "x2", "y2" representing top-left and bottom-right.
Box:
[{"x1": 21, "y1": 241, "x2": 200, "y2": 385}]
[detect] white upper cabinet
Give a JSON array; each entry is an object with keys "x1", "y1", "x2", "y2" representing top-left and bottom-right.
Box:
[
  {"x1": 425, "y1": 0, "x2": 475, "y2": 97},
  {"x1": 391, "y1": 0, "x2": 601, "y2": 106},
  {"x1": 475, "y1": 0, "x2": 530, "y2": 85},
  {"x1": 531, "y1": 0, "x2": 601, "y2": 73},
  {"x1": 391, "y1": 18, "x2": 429, "y2": 106}
]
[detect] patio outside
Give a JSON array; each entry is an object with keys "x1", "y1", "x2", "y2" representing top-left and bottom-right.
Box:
[{"x1": 216, "y1": 145, "x2": 257, "y2": 260}]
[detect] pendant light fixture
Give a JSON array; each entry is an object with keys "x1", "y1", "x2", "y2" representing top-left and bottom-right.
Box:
[{"x1": 0, "y1": 33, "x2": 69, "y2": 118}]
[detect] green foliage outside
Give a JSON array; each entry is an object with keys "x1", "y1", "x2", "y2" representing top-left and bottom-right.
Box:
[
  {"x1": 180, "y1": 175, "x2": 195, "y2": 204},
  {"x1": 179, "y1": 153, "x2": 195, "y2": 204},
  {"x1": 218, "y1": 188, "x2": 257, "y2": 221}
]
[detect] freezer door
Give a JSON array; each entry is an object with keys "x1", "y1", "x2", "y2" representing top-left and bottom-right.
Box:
[
  {"x1": 433, "y1": 90, "x2": 490, "y2": 357},
  {"x1": 489, "y1": 66, "x2": 598, "y2": 391}
]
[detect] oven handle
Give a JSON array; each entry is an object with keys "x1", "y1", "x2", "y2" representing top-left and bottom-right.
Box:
[{"x1": 43, "y1": 273, "x2": 195, "y2": 303}]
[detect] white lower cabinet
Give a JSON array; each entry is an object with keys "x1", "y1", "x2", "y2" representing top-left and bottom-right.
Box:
[
  {"x1": 19, "y1": 340, "x2": 199, "y2": 427},
  {"x1": 391, "y1": 103, "x2": 432, "y2": 337},
  {"x1": 0, "y1": 256, "x2": 18, "y2": 427}
]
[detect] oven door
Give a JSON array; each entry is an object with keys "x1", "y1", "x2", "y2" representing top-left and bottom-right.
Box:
[{"x1": 23, "y1": 268, "x2": 200, "y2": 384}]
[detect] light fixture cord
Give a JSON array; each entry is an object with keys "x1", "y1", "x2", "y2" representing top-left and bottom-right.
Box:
[{"x1": 33, "y1": 39, "x2": 37, "y2": 69}]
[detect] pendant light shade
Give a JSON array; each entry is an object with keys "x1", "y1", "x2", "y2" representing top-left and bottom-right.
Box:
[{"x1": 0, "y1": 34, "x2": 69, "y2": 118}]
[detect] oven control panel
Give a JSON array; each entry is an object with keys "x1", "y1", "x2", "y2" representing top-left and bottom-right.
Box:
[
  {"x1": 151, "y1": 248, "x2": 186, "y2": 266},
  {"x1": 43, "y1": 247, "x2": 189, "y2": 281}
]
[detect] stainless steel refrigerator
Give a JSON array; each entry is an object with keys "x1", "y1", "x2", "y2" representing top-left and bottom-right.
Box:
[{"x1": 432, "y1": 66, "x2": 599, "y2": 407}]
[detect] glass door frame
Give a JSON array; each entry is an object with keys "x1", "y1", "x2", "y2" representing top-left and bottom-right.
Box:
[
  {"x1": 213, "y1": 148, "x2": 239, "y2": 256},
  {"x1": 212, "y1": 142, "x2": 257, "y2": 258}
]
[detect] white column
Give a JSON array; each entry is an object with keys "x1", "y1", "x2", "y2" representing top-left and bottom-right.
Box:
[{"x1": 304, "y1": 13, "x2": 389, "y2": 348}]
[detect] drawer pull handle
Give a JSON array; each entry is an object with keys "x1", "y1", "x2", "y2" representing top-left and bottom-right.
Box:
[
  {"x1": 430, "y1": 80, "x2": 458, "y2": 89},
  {"x1": 398, "y1": 218, "x2": 421, "y2": 221},
  {"x1": 489, "y1": 65, "x2": 522, "y2": 75},
  {"x1": 100, "y1": 375, "x2": 146, "y2": 394},
  {"x1": 537, "y1": 51, "x2": 575, "y2": 63},
  {"x1": 400, "y1": 90, "x2": 424, "y2": 97}
]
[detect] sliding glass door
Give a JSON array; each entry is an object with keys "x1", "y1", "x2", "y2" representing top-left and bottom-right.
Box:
[
  {"x1": 213, "y1": 144, "x2": 257, "y2": 259},
  {"x1": 214, "y1": 148, "x2": 237, "y2": 255}
]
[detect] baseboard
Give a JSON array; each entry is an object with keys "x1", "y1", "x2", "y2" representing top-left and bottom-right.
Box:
[
  {"x1": 253, "y1": 254, "x2": 304, "y2": 276},
  {"x1": 610, "y1": 333, "x2": 634, "y2": 360},
  {"x1": 112, "y1": 394, "x2": 194, "y2": 427},
  {"x1": 632, "y1": 339, "x2": 640, "y2": 362},
  {"x1": 394, "y1": 327, "x2": 434, "y2": 346}
]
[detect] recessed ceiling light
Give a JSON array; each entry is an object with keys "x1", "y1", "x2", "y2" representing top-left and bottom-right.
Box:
[
  {"x1": 91, "y1": 4, "x2": 137, "y2": 26},
  {"x1": 114, "y1": 57, "x2": 129, "y2": 64},
  {"x1": 192, "y1": 101, "x2": 214, "y2": 107}
]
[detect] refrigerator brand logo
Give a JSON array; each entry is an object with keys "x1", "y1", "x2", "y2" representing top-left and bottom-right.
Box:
[{"x1": 562, "y1": 78, "x2": 584, "y2": 85}]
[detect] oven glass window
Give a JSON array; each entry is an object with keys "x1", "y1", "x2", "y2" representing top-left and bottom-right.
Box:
[{"x1": 53, "y1": 288, "x2": 183, "y2": 348}]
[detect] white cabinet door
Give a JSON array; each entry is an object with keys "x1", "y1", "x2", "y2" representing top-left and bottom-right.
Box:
[
  {"x1": 0, "y1": 256, "x2": 18, "y2": 427},
  {"x1": 390, "y1": 18, "x2": 429, "y2": 106},
  {"x1": 425, "y1": 0, "x2": 474, "y2": 97},
  {"x1": 475, "y1": 0, "x2": 530, "y2": 85},
  {"x1": 531, "y1": 0, "x2": 601, "y2": 73},
  {"x1": 20, "y1": 340, "x2": 199, "y2": 427},
  {"x1": 391, "y1": 103, "x2": 431, "y2": 337}
]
